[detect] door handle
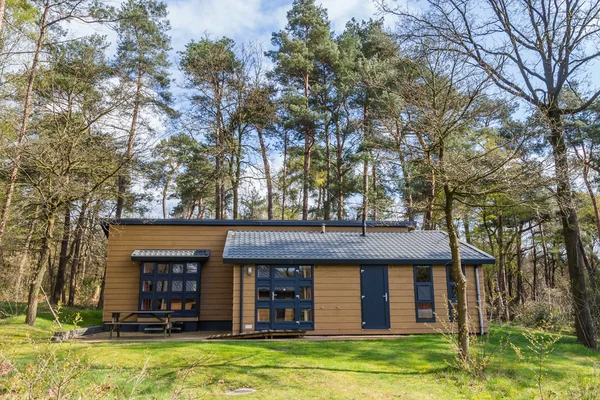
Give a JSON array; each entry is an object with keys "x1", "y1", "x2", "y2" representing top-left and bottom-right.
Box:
[
  {"x1": 361, "y1": 295, "x2": 365, "y2": 300},
  {"x1": 384, "y1": 293, "x2": 388, "y2": 302},
  {"x1": 272, "y1": 292, "x2": 275, "y2": 301}
]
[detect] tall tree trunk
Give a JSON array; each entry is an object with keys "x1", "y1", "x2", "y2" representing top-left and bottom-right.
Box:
[
  {"x1": 548, "y1": 109, "x2": 597, "y2": 349},
  {"x1": 0, "y1": 0, "x2": 6, "y2": 34},
  {"x1": 0, "y1": 0, "x2": 50, "y2": 248},
  {"x1": 532, "y1": 223, "x2": 538, "y2": 301},
  {"x1": 116, "y1": 66, "x2": 144, "y2": 219},
  {"x1": 463, "y1": 217, "x2": 472, "y2": 244},
  {"x1": 257, "y1": 128, "x2": 273, "y2": 220},
  {"x1": 423, "y1": 152, "x2": 436, "y2": 230},
  {"x1": 281, "y1": 132, "x2": 288, "y2": 220},
  {"x1": 516, "y1": 224, "x2": 524, "y2": 306},
  {"x1": 302, "y1": 74, "x2": 311, "y2": 221},
  {"x1": 52, "y1": 204, "x2": 71, "y2": 304},
  {"x1": 444, "y1": 184, "x2": 470, "y2": 360},
  {"x1": 324, "y1": 122, "x2": 331, "y2": 220},
  {"x1": 26, "y1": 205, "x2": 57, "y2": 325},
  {"x1": 497, "y1": 215, "x2": 510, "y2": 321},
  {"x1": 162, "y1": 175, "x2": 171, "y2": 219},
  {"x1": 16, "y1": 206, "x2": 40, "y2": 302},
  {"x1": 67, "y1": 202, "x2": 87, "y2": 306},
  {"x1": 371, "y1": 156, "x2": 378, "y2": 220}
]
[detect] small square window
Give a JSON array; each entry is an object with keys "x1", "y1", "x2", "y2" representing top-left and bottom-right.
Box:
[
  {"x1": 186, "y1": 263, "x2": 198, "y2": 273},
  {"x1": 257, "y1": 308, "x2": 270, "y2": 322},
  {"x1": 171, "y1": 298, "x2": 182, "y2": 310},
  {"x1": 172, "y1": 264, "x2": 183, "y2": 274},
  {"x1": 299, "y1": 287, "x2": 312, "y2": 300},
  {"x1": 142, "y1": 281, "x2": 154, "y2": 292},
  {"x1": 184, "y1": 298, "x2": 197, "y2": 310},
  {"x1": 156, "y1": 298, "x2": 168, "y2": 310},
  {"x1": 172, "y1": 280, "x2": 183, "y2": 292},
  {"x1": 185, "y1": 280, "x2": 197, "y2": 292},
  {"x1": 257, "y1": 265, "x2": 270, "y2": 278},
  {"x1": 143, "y1": 263, "x2": 154, "y2": 274},
  {"x1": 298, "y1": 266, "x2": 312, "y2": 278},
  {"x1": 415, "y1": 266, "x2": 431, "y2": 282},
  {"x1": 157, "y1": 264, "x2": 169, "y2": 274},
  {"x1": 417, "y1": 303, "x2": 434, "y2": 320},
  {"x1": 300, "y1": 308, "x2": 313, "y2": 321},
  {"x1": 257, "y1": 287, "x2": 270, "y2": 300},
  {"x1": 156, "y1": 280, "x2": 168, "y2": 292},
  {"x1": 141, "y1": 299, "x2": 152, "y2": 310}
]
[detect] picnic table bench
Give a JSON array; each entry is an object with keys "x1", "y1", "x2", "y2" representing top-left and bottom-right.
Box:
[{"x1": 105, "y1": 311, "x2": 173, "y2": 339}]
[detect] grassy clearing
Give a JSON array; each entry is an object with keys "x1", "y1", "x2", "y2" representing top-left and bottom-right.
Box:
[
  {"x1": 0, "y1": 302, "x2": 102, "y2": 341},
  {"x1": 0, "y1": 312, "x2": 598, "y2": 399}
]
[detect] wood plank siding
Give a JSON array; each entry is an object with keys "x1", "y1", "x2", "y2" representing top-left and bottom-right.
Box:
[
  {"x1": 232, "y1": 264, "x2": 487, "y2": 335},
  {"x1": 104, "y1": 224, "x2": 406, "y2": 325}
]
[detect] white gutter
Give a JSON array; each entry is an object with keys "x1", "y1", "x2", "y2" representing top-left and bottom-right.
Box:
[{"x1": 475, "y1": 265, "x2": 484, "y2": 335}]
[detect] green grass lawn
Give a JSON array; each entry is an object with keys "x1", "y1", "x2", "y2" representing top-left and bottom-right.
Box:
[
  {"x1": 0, "y1": 309, "x2": 598, "y2": 399},
  {"x1": 0, "y1": 301, "x2": 103, "y2": 342}
]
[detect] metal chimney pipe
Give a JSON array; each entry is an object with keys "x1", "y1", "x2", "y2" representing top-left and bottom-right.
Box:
[
  {"x1": 361, "y1": 219, "x2": 367, "y2": 237},
  {"x1": 321, "y1": 223, "x2": 326, "y2": 234}
]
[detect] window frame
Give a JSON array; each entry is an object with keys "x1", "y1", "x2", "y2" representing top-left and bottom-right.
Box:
[
  {"x1": 414, "y1": 265, "x2": 435, "y2": 323},
  {"x1": 139, "y1": 261, "x2": 200, "y2": 317},
  {"x1": 255, "y1": 264, "x2": 314, "y2": 331}
]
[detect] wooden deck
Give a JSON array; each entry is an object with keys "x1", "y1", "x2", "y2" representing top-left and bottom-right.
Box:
[{"x1": 207, "y1": 330, "x2": 306, "y2": 340}]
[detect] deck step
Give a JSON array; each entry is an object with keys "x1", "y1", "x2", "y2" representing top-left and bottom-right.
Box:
[{"x1": 207, "y1": 329, "x2": 306, "y2": 340}]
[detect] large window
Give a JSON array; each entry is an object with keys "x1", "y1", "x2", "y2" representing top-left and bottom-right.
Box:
[
  {"x1": 414, "y1": 265, "x2": 435, "y2": 322},
  {"x1": 139, "y1": 262, "x2": 200, "y2": 317},
  {"x1": 255, "y1": 265, "x2": 314, "y2": 330}
]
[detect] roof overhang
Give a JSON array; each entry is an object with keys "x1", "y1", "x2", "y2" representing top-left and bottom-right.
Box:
[
  {"x1": 222, "y1": 257, "x2": 496, "y2": 265},
  {"x1": 131, "y1": 249, "x2": 210, "y2": 262}
]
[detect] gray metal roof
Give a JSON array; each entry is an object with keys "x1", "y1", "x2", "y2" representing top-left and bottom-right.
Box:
[
  {"x1": 131, "y1": 249, "x2": 210, "y2": 262},
  {"x1": 222, "y1": 230, "x2": 495, "y2": 265}
]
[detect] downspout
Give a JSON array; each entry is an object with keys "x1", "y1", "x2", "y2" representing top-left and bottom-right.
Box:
[
  {"x1": 475, "y1": 265, "x2": 484, "y2": 335},
  {"x1": 239, "y1": 264, "x2": 244, "y2": 333}
]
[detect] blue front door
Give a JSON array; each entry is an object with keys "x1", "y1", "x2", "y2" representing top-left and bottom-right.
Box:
[{"x1": 360, "y1": 265, "x2": 390, "y2": 329}]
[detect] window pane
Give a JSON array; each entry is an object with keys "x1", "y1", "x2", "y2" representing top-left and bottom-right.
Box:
[
  {"x1": 299, "y1": 287, "x2": 312, "y2": 300},
  {"x1": 275, "y1": 308, "x2": 295, "y2": 322},
  {"x1": 274, "y1": 286, "x2": 295, "y2": 300},
  {"x1": 141, "y1": 299, "x2": 152, "y2": 310},
  {"x1": 186, "y1": 263, "x2": 198, "y2": 273},
  {"x1": 142, "y1": 281, "x2": 154, "y2": 292},
  {"x1": 143, "y1": 263, "x2": 154, "y2": 274},
  {"x1": 257, "y1": 287, "x2": 270, "y2": 300},
  {"x1": 257, "y1": 265, "x2": 270, "y2": 278},
  {"x1": 185, "y1": 298, "x2": 196, "y2": 310},
  {"x1": 450, "y1": 285, "x2": 457, "y2": 300},
  {"x1": 417, "y1": 303, "x2": 434, "y2": 319},
  {"x1": 274, "y1": 267, "x2": 295, "y2": 279},
  {"x1": 172, "y1": 264, "x2": 183, "y2": 274},
  {"x1": 172, "y1": 280, "x2": 183, "y2": 292},
  {"x1": 298, "y1": 266, "x2": 312, "y2": 278},
  {"x1": 158, "y1": 264, "x2": 169, "y2": 274},
  {"x1": 156, "y1": 280, "x2": 169, "y2": 292},
  {"x1": 415, "y1": 266, "x2": 431, "y2": 282},
  {"x1": 300, "y1": 308, "x2": 313, "y2": 321},
  {"x1": 257, "y1": 308, "x2": 270, "y2": 322},
  {"x1": 417, "y1": 285, "x2": 432, "y2": 301},
  {"x1": 171, "y1": 298, "x2": 182, "y2": 310},
  {"x1": 156, "y1": 298, "x2": 168, "y2": 310},
  {"x1": 185, "y1": 280, "x2": 197, "y2": 292}
]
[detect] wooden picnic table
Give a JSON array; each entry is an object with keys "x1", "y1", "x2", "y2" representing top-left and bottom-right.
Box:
[{"x1": 106, "y1": 311, "x2": 173, "y2": 339}]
